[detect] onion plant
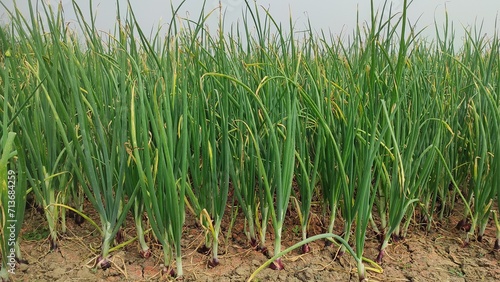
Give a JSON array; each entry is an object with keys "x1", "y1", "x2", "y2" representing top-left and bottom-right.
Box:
[
  {"x1": 17, "y1": 75, "x2": 71, "y2": 251},
  {"x1": 247, "y1": 74, "x2": 298, "y2": 270},
  {"x1": 293, "y1": 107, "x2": 321, "y2": 254},
  {"x1": 227, "y1": 9, "x2": 273, "y2": 255},
  {"x1": 6, "y1": 0, "x2": 140, "y2": 269},
  {"x1": 186, "y1": 16, "x2": 234, "y2": 265},
  {"x1": 2, "y1": 0, "x2": 500, "y2": 281},
  {"x1": 340, "y1": 0, "x2": 439, "y2": 263},
  {"x1": 187, "y1": 68, "x2": 232, "y2": 267},
  {"x1": 66, "y1": 8, "x2": 136, "y2": 269},
  {"x1": 244, "y1": 4, "x2": 302, "y2": 269},
  {"x1": 426, "y1": 15, "x2": 468, "y2": 224},
  {"x1": 129, "y1": 67, "x2": 189, "y2": 276},
  {"x1": 229, "y1": 107, "x2": 260, "y2": 248},
  {"x1": 0, "y1": 132, "x2": 17, "y2": 282},
  {"x1": 283, "y1": 23, "x2": 326, "y2": 255},
  {"x1": 0, "y1": 39, "x2": 28, "y2": 281},
  {"x1": 159, "y1": 2, "x2": 236, "y2": 268},
  {"x1": 128, "y1": 1, "x2": 191, "y2": 276},
  {"x1": 451, "y1": 29, "x2": 499, "y2": 245},
  {"x1": 129, "y1": 53, "x2": 190, "y2": 277},
  {"x1": 226, "y1": 74, "x2": 271, "y2": 255},
  {"x1": 0, "y1": 1, "x2": 69, "y2": 252}
]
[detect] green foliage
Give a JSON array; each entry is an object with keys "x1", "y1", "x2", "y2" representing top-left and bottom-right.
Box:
[{"x1": 0, "y1": 0, "x2": 498, "y2": 281}]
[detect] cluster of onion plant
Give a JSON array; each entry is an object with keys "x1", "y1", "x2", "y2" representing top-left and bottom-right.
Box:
[
  {"x1": 1, "y1": 3, "x2": 64, "y2": 253},
  {"x1": 3, "y1": 1, "x2": 142, "y2": 269},
  {"x1": 452, "y1": 29, "x2": 499, "y2": 245},
  {"x1": 186, "y1": 22, "x2": 233, "y2": 267},
  {"x1": 0, "y1": 29, "x2": 28, "y2": 281},
  {"x1": 16, "y1": 57, "x2": 72, "y2": 251},
  {"x1": 1, "y1": 0, "x2": 499, "y2": 281}
]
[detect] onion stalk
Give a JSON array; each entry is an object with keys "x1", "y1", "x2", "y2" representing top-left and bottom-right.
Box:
[{"x1": 0, "y1": 28, "x2": 29, "y2": 280}]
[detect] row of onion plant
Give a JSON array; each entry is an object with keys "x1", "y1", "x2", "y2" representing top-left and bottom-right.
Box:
[{"x1": 1, "y1": 0, "x2": 498, "y2": 281}]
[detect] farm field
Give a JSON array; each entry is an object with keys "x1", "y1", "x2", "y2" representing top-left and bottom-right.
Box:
[
  {"x1": 12, "y1": 201, "x2": 500, "y2": 281},
  {"x1": 1, "y1": 0, "x2": 499, "y2": 281}
]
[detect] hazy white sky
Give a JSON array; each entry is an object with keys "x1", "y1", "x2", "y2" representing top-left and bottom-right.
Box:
[{"x1": 1, "y1": 0, "x2": 499, "y2": 43}]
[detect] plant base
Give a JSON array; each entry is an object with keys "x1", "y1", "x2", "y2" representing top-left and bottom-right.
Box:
[
  {"x1": 456, "y1": 219, "x2": 471, "y2": 232},
  {"x1": 376, "y1": 249, "x2": 385, "y2": 263},
  {"x1": 301, "y1": 243, "x2": 310, "y2": 254},
  {"x1": 208, "y1": 258, "x2": 219, "y2": 268},
  {"x1": 269, "y1": 258, "x2": 284, "y2": 270},
  {"x1": 96, "y1": 256, "x2": 111, "y2": 270},
  {"x1": 161, "y1": 266, "x2": 176, "y2": 277}
]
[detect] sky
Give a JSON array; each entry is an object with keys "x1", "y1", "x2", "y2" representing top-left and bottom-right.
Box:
[{"x1": 1, "y1": 0, "x2": 499, "y2": 44}]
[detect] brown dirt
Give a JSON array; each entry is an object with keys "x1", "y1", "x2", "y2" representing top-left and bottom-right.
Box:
[{"x1": 7, "y1": 201, "x2": 500, "y2": 282}]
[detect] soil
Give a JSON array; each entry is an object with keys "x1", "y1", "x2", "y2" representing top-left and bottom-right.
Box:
[{"x1": 6, "y1": 201, "x2": 500, "y2": 282}]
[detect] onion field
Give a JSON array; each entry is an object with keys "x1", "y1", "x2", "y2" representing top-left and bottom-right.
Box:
[{"x1": 1, "y1": 0, "x2": 499, "y2": 281}]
